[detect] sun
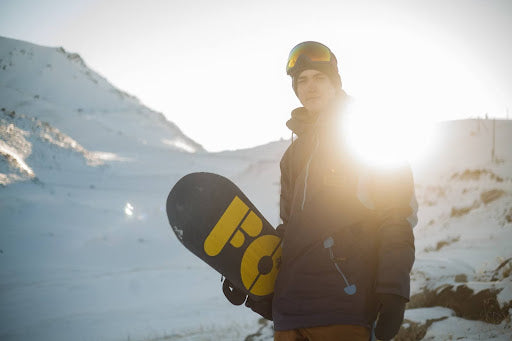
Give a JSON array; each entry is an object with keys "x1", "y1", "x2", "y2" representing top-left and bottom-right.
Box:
[{"x1": 340, "y1": 99, "x2": 437, "y2": 169}]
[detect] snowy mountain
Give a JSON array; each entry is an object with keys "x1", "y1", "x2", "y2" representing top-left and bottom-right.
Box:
[
  {"x1": 395, "y1": 120, "x2": 512, "y2": 340},
  {"x1": 0, "y1": 35, "x2": 203, "y2": 187},
  {"x1": 1, "y1": 36, "x2": 512, "y2": 341}
]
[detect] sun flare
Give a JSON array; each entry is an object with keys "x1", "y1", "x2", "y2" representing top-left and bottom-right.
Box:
[{"x1": 341, "y1": 100, "x2": 437, "y2": 168}]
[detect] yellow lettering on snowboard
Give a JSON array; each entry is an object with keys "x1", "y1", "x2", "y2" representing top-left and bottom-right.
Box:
[
  {"x1": 204, "y1": 195, "x2": 281, "y2": 296},
  {"x1": 241, "y1": 234, "x2": 282, "y2": 296},
  {"x1": 204, "y1": 196, "x2": 264, "y2": 256}
]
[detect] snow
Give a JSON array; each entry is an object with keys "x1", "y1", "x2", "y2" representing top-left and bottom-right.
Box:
[
  {"x1": 404, "y1": 307, "x2": 456, "y2": 325},
  {"x1": 424, "y1": 316, "x2": 511, "y2": 341},
  {"x1": 0, "y1": 36, "x2": 203, "y2": 155},
  {"x1": 497, "y1": 279, "x2": 512, "y2": 308},
  {"x1": 1, "y1": 36, "x2": 512, "y2": 340}
]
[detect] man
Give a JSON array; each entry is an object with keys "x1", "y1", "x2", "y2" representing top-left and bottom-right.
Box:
[{"x1": 226, "y1": 41, "x2": 417, "y2": 341}]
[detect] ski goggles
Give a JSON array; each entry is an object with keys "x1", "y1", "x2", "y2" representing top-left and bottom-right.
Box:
[{"x1": 286, "y1": 41, "x2": 334, "y2": 75}]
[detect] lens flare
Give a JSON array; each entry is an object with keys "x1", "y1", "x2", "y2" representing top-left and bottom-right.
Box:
[
  {"x1": 341, "y1": 100, "x2": 437, "y2": 168},
  {"x1": 124, "y1": 202, "x2": 134, "y2": 216}
]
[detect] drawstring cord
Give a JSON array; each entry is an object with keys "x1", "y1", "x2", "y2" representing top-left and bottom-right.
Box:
[{"x1": 323, "y1": 237, "x2": 357, "y2": 296}]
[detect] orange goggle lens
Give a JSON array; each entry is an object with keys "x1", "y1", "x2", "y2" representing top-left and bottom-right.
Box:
[{"x1": 286, "y1": 42, "x2": 332, "y2": 74}]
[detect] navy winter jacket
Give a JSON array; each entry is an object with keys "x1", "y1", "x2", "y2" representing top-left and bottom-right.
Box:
[{"x1": 272, "y1": 93, "x2": 417, "y2": 331}]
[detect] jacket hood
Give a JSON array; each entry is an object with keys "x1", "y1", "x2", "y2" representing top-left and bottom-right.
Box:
[{"x1": 286, "y1": 90, "x2": 350, "y2": 137}]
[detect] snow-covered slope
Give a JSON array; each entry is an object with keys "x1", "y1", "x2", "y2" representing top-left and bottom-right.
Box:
[
  {"x1": 0, "y1": 109, "x2": 108, "y2": 185},
  {"x1": 412, "y1": 119, "x2": 512, "y2": 180},
  {"x1": 0, "y1": 36, "x2": 203, "y2": 164},
  {"x1": 1, "y1": 36, "x2": 511, "y2": 341}
]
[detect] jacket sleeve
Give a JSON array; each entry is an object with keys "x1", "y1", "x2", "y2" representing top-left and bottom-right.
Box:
[{"x1": 372, "y1": 164, "x2": 417, "y2": 300}]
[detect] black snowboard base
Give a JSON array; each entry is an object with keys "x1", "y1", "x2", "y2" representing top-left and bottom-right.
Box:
[{"x1": 166, "y1": 172, "x2": 281, "y2": 300}]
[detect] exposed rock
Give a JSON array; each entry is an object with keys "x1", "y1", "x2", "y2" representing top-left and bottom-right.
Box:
[
  {"x1": 451, "y1": 169, "x2": 504, "y2": 182},
  {"x1": 451, "y1": 201, "x2": 480, "y2": 217},
  {"x1": 409, "y1": 284, "x2": 511, "y2": 324},
  {"x1": 480, "y1": 189, "x2": 505, "y2": 204}
]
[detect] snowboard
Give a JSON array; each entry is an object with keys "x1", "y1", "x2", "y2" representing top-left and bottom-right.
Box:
[{"x1": 166, "y1": 172, "x2": 281, "y2": 301}]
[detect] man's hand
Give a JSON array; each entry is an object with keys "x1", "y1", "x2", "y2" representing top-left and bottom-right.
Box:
[
  {"x1": 222, "y1": 279, "x2": 246, "y2": 306},
  {"x1": 275, "y1": 223, "x2": 286, "y2": 238},
  {"x1": 375, "y1": 293, "x2": 407, "y2": 340},
  {"x1": 222, "y1": 279, "x2": 273, "y2": 320},
  {"x1": 245, "y1": 295, "x2": 273, "y2": 321}
]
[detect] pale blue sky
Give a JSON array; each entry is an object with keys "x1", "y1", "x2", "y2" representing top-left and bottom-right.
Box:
[{"x1": 1, "y1": 0, "x2": 511, "y2": 151}]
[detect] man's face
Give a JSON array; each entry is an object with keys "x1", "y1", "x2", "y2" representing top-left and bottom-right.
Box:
[{"x1": 296, "y1": 69, "x2": 337, "y2": 114}]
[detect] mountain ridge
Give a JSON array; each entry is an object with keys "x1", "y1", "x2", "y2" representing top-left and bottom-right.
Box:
[{"x1": 0, "y1": 36, "x2": 203, "y2": 155}]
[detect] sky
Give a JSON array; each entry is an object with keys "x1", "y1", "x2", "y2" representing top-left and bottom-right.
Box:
[{"x1": 1, "y1": 0, "x2": 511, "y2": 152}]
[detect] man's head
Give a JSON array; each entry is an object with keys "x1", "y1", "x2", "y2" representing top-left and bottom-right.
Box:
[
  {"x1": 286, "y1": 42, "x2": 342, "y2": 112},
  {"x1": 294, "y1": 69, "x2": 337, "y2": 115}
]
